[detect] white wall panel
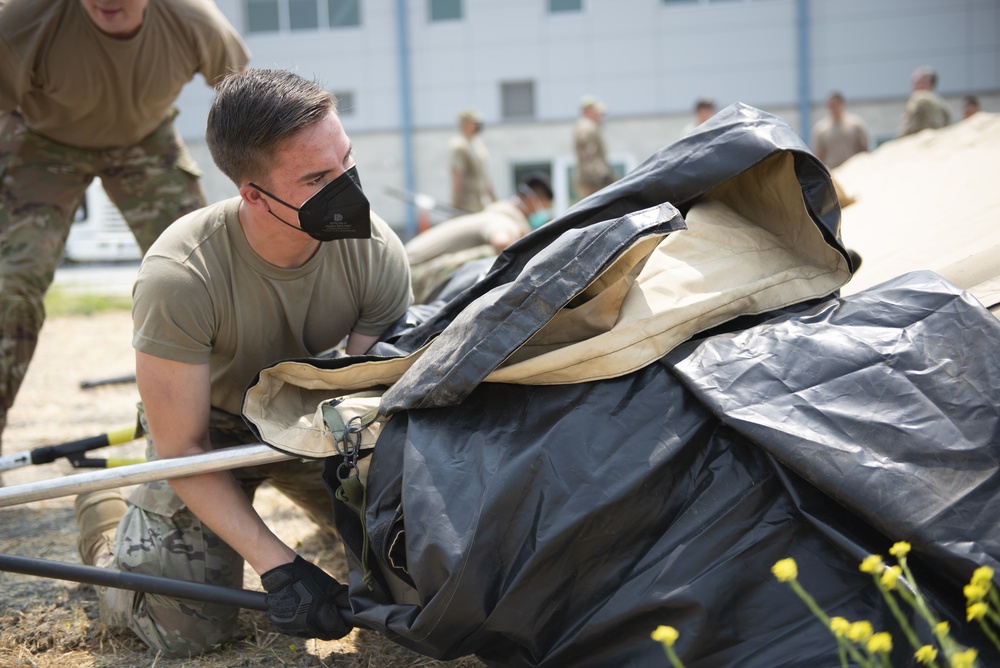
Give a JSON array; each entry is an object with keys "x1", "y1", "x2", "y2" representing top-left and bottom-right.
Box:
[{"x1": 167, "y1": 0, "x2": 999, "y2": 231}]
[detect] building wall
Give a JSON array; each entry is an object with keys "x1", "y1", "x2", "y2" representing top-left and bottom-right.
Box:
[{"x1": 176, "y1": 0, "x2": 1000, "y2": 237}]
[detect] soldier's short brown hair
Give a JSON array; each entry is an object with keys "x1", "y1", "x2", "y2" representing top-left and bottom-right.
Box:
[{"x1": 207, "y1": 69, "x2": 338, "y2": 186}]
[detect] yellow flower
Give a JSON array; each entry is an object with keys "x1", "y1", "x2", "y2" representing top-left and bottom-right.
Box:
[
  {"x1": 860, "y1": 554, "x2": 885, "y2": 574},
  {"x1": 829, "y1": 617, "x2": 850, "y2": 637},
  {"x1": 651, "y1": 625, "x2": 679, "y2": 647},
  {"x1": 914, "y1": 645, "x2": 938, "y2": 664},
  {"x1": 934, "y1": 621, "x2": 949, "y2": 636},
  {"x1": 772, "y1": 558, "x2": 798, "y2": 583},
  {"x1": 880, "y1": 565, "x2": 901, "y2": 590},
  {"x1": 951, "y1": 648, "x2": 978, "y2": 668},
  {"x1": 846, "y1": 620, "x2": 874, "y2": 644},
  {"x1": 972, "y1": 565, "x2": 995, "y2": 588},
  {"x1": 967, "y1": 601, "x2": 988, "y2": 622},
  {"x1": 965, "y1": 582, "x2": 989, "y2": 603},
  {"x1": 867, "y1": 632, "x2": 892, "y2": 654},
  {"x1": 889, "y1": 542, "x2": 911, "y2": 558}
]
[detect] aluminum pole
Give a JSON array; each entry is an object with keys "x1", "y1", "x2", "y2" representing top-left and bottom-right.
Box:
[{"x1": 0, "y1": 444, "x2": 295, "y2": 508}]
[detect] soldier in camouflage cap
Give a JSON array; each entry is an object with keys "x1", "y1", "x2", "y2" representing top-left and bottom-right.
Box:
[
  {"x1": 573, "y1": 95, "x2": 616, "y2": 200},
  {"x1": 0, "y1": 0, "x2": 250, "y2": 455},
  {"x1": 449, "y1": 108, "x2": 496, "y2": 214},
  {"x1": 899, "y1": 66, "x2": 952, "y2": 137}
]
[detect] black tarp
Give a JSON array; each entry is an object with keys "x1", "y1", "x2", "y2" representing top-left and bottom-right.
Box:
[
  {"x1": 334, "y1": 272, "x2": 1000, "y2": 667},
  {"x1": 246, "y1": 105, "x2": 1000, "y2": 666}
]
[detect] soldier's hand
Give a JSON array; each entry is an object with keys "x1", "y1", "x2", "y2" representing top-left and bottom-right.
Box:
[{"x1": 260, "y1": 556, "x2": 352, "y2": 640}]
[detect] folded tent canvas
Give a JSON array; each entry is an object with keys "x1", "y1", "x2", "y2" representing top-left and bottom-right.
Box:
[{"x1": 243, "y1": 105, "x2": 1000, "y2": 667}]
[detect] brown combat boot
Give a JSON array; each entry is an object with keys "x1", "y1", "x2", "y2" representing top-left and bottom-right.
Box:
[{"x1": 74, "y1": 489, "x2": 127, "y2": 566}]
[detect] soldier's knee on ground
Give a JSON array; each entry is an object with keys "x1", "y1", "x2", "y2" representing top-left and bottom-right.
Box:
[
  {"x1": 129, "y1": 594, "x2": 241, "y2": 658},
  {"x1": 74, "y1": 489, "x2": 126, "y2": 566}
]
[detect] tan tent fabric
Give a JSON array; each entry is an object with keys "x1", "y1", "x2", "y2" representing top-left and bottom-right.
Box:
[
  {"x1": 242, "y1": 366, "x2": 406, "y2": 459},
  {"x1": 243, "y1": 151, "x2": 851, "y2": 459},
  {"x1": 837, "y1": 112, "x2": 1000, "y2": 313},
  {"x1": 492, "y1": 152, "x2": 848, "y2": 383}
]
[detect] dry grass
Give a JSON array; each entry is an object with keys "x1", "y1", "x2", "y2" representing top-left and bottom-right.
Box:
[{"x1": 0, "y1": 309, "x2": 485, "y2": 668}]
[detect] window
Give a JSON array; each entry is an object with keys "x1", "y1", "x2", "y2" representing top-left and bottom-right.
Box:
[
  {"x1": 289, "y1": 0, "x2": 319, "y2": 30},
  {"x1": 247, "y1": 0, "x2": 279, "y2": 33},
  {"x1": 662, "y1": 0, "x2": 759, "y2": 4},
  {"x1": 429, "y1": 0, "x2": 462, "y2": 22},
  {"x1": 329, "y1": 0, "x2": 360, "y2": 27},
  {"x1": 246, "y1": 0, "x2": 362, "y2": 33},
  {"x1": 332, "y1": 91, "x2": 355, "y2": 116},
  {"x1": 501, "y1": 81, "x2": 535, "y2": 120},
  {"x1": 513, "y1": 162, "x2": 552, "y2": 192},
  {"x1": 549, "y1": 0, "x2": 582, "y2": 12}
]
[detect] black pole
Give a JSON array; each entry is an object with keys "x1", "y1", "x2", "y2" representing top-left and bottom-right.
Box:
[
  {"x1": 79, "y1": 373, "x2": 137, "y2": 389},
  {"x1": 0, "y1": 553, "x2": 360, "y2": 627},
  {"x1": 0, "y1": 552, "x2": 267, "y2": 610},
  {"x1": 29, "y1": 426, "x2": 140, "y2": 466}
]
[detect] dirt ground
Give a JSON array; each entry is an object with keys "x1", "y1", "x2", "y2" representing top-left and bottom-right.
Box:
[{"x1": 0, "y1": 309, "x2": 486, "y2": 668}]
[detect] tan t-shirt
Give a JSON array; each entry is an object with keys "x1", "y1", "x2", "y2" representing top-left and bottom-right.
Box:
[
  {"x1": 405, "y1": 199, "x2": 528, "y2": 265},
  {"x1": 132, "y1": 198, "x2": 412, "y2": 416},
  {"x1": 0, "y1": 0, "x2": 250, "y2": 149},
  {"x1": 811, "y1": 112, "x2": 869, "y2": 169}
]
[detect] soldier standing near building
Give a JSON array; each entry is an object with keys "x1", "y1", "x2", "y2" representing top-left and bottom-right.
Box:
[
  {"x1": 573, "y1": 95, "x2": 615, "y2": 200},
  {"x1": 812, "y1": 91, "x2": 869, "y2": 169},
  {"x1": 449, "y1": 109, "x2": 495, "y2": 214},
  {"x1": 0, "y1": 0, "x2": 250, "y2": 455},
  {"x1": 900, "y1": 66, "x2": 951, "y2": 136}
]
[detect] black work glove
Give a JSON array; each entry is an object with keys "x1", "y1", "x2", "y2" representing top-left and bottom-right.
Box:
[{"x1": 261, "y1": 556, "x2": 352, "y2": 640}]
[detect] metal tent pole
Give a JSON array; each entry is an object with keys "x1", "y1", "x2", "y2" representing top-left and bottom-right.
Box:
[{"x1": 0, "y1": 444, "x2": 295, "y2": 508}]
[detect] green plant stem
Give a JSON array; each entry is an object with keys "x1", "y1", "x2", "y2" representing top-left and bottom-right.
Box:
[
  {"x1": 789, "y1": 580, "x2": 869, "y2": 667},
  {"x1": 892, "y1": 567, "x2": 968, "y2": 663},
  {"x1": 898, "y1": 559, "x2": 940, "y2": 632},
  {"x1": 976, "y1": 618, "x2": 1000, "y2": 654},
  {"x1": 988, "y1": 585, "x2": 1000, "y2": 612},
  {"x1": 875, "y1": 577, "x2": 922, "y2": 650},
  {"x1": 664, "y1": 645, "x2": 685, "y2": 668}
]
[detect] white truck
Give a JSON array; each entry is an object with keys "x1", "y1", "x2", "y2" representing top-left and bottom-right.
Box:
[{"x1": 64, "y1": 178, "x2": 141, "y2": 263}]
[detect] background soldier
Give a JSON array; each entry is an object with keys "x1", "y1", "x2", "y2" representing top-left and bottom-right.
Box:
[
  {"x1": 407, "y1": 172, "x2": 553, "y2": 303},
  {"x1": 812, "y1": 91, "x2": 870, "y2": 169},
  {"x1": 449, "y1": 109, "x2": 495, "y2": 214},
  {"x1": 900, "y1": 66, "x2": 951, "y2": 136},
  {"x1": 573, "y1": 95, "x2": 615, "y2": 200}
]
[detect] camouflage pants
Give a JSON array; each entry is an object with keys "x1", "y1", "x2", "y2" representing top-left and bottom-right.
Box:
[
  {"x1": 95, "y1": 406, "x2": 337, "y2": 657},
  {"x1": 0, "y1": 110, "x2": 205, "y2": 453},
  {"x1": 410, "y1": 245, "x2": 497, "y2": 304}
]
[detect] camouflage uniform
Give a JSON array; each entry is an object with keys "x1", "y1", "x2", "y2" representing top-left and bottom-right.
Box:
[
  {"x1": 92, "y1": 405, "x2": 336, "y2": 657},
  {"x1": 449, "y1": 133, "x2": 492, "y2": 214},
  {"x1": 0, "y1": 110, "x2": 205, "y2": 452},
  {"x1": 573, "y1": 115, "x2": 615, "y2": 200},
  {"x1": 899, "y1": 89, "x2": 952, "y2": 136}
]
